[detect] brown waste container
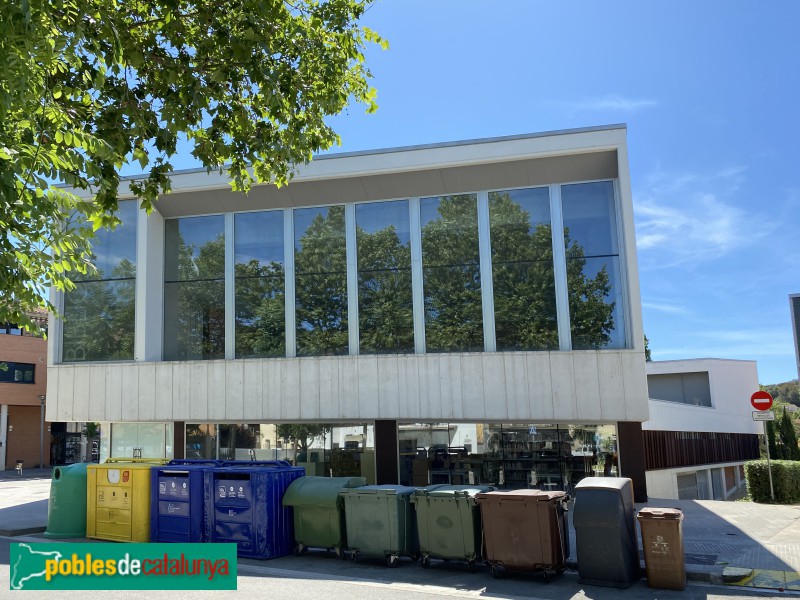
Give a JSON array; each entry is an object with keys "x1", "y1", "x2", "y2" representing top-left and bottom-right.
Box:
[
  {"x1": 636, "y1": 507, "x2": 685, "y2": 591},
  {"x1": 475, "y1": 489, "x2": 569, "y2": 579}
]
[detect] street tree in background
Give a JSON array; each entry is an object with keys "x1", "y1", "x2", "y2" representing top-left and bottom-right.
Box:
[{"x1": 0, "y1": 0, "x2": 385, "y2": 330}]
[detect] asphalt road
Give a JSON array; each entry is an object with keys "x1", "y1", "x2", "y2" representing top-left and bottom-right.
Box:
[{"x1": 0, "y1": 538, "x2": 790, "y2": 600}]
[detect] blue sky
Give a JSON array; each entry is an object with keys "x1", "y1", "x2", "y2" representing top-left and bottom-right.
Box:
[
  {"x1": 321, "y1": 0, "x2": 799, "y2": 385},
  {"x1": 163, "y1": 1, "x2": 799, "y2": 384}
]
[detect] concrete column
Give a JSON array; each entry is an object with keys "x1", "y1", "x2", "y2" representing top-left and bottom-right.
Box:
[
  {"x1": 374, "y1": 420, "x2": 399, "y2": 484},
  {"x1": 173, "y1": 421, "x2": 185, "y2": 460},
  {"x1": 617, "y1": 420, "x2": 648, "y2": 502}
]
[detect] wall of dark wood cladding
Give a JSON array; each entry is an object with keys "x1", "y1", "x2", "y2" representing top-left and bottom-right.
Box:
[{"x1": 643, "y1": 430, "x2": 760, "y2": 470}]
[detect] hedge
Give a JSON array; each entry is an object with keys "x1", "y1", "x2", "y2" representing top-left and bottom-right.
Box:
[{"x1": 744, "y1": 460, "x2": 800, "y2": 503}]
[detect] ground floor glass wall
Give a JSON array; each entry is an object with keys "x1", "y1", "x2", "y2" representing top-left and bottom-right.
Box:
[
  {"x1": 399, "y1": 422, "x2": 618, "y2": 492},
  {"x1": 184, "y1": 422, "x2": 376, "y2": 484},
  {"x1": 102, "y1": 423, "x2": 174, "y2": 462}
]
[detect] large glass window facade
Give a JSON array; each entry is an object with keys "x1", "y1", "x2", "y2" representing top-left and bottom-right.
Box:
[
  {"x1": 63, "y1": 179, "x2": 631, "y2": 363},
  {"x1": 356, "y1": 200, "x2": 414, "y2": 353},
  {"x1": 490, "y1": 187, "x2": 558, "y2": 351},
  {"x1": 399, "y1": 422, "x2": 618, "y2": 491},
  {"x1": 62, "y1": 201, "x2": 137, "y2": 361},
  {"x1": 234, "y1": 211, "x2": 285, "y2": 358},
  {"x1": 561, "y1": 181, "x2": 626, "y2": 349},
  {"x1": 294, "y1": 206, "x2": 348, "y2": 356},
  {"x1": 420, "y1": 194, "x2": 483, "y2": 352},
  {"x1": 164, "y1": 215, "x2": 225, "y2": 360}
]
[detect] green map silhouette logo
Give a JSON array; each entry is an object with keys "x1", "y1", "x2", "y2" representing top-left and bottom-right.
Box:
[{"x1": 10, "y1": 543, "x2": 63, "y2": 590}]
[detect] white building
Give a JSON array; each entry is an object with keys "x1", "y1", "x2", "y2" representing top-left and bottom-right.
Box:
[
  {"x1": 644, "y1": 358, "x2": 761, "y2": 500},
  {"x1": 46, "y1": 125, "x2": 652, "y2": 499}
]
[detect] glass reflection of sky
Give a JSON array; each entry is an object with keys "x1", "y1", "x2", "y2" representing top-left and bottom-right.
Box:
[
  {"x1": 235, "y1": 211, "x2": 283, "y2": 266},
  {"x1": 84, "y1": 200, "x2": 138, "y2": 280},
  {"x1": 561, "y1": 181, "x2": 618, "y2": 257},
  {"x1": 294, "y1": 206, "x2": 345, "y2": 252},
  {"x1": 172, "y1": 215, "x2": 224, "y2": 261},
  {"x1": 420, "y1": 195, "x2": 476, "y2": 227},
  {"x1": 355, "y1": 200, "x2": 410, "y2": 245}
]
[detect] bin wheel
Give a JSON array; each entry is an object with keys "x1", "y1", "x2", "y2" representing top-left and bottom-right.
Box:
[
  {"x1": 467, "y1": 559, "x2": 476, "y2": 573},
  {"x1": 386, "y1": 554, "x2": 398, "y2": 568},
  {"x1": 335, "y1": 547, "x2": 346, "y2": 560},
  {"x1": 420, "y1": 555, "x2": 430, "y2": 568},
  {"x1": 294, "y1": 544, "x2": 305, "y2": 557},
  {"x1": 490, "y1": 564, "x2": 502, "y2": 579},
  {"x1": 350, "y1": 551, "x2": 359, "y2": 563}
]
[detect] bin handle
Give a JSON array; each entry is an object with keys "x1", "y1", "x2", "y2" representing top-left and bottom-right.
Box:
[
  {"x1": 220, "y1": 460, "x2": 292, "y2": 468},
  {"x1": 104, "y1": 457, "x2": 169, "y2": 465},
  {"x1": 167, "y1": 459, "x2": 223, "y2": 466}
]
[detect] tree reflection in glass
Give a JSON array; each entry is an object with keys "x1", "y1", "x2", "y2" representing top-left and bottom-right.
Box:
[
  {"x1": 235, "y1": 211, "x2": 285, "y2": 358},
  {"x1": 164, "y1": 216, "x2": 225, "y2": 360},
  {"x1": 490, "y1": 188, "x2": 558, "y2": 350},
  {"x1": 294, "y1": 206, "x2": 348, "y2": 356},
  {"x1": 421, "y1": 194, "x2": 483, "y2": 352},
  {"x1": 356, "y1": 200, "x2": 413, "y2": 354},
  {"x1": 62, "y1": 201, "x2": 138, "y2": 362},
  {"x1": 562, "y1": 181, "x2": 622, "y2": 349}
]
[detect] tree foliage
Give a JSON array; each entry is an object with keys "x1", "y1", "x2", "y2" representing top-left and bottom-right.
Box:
[
  {"x1": 0, "y1": 0, "x2": 385, "y2": 330},
  {"x1": 276, "y1": 423, "x2": 330, "y2": 464}
]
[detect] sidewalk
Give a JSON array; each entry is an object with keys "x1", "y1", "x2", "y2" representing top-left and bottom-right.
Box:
[{"x1": 2, "y1": 473, "x2": 799, "y2": 592}]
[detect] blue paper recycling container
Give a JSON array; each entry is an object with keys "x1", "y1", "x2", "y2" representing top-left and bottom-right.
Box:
[
  {"x1": 205, "y1": 460, "x2": 305, "y2": 559},
  {"x1": 150, "y1": 459, "x2": 223, "y2": 543}
]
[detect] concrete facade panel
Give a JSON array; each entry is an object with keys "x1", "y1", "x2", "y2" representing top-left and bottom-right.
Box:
[{"x1": 574, "y1": 353, "x2": 602, "y2": 421}]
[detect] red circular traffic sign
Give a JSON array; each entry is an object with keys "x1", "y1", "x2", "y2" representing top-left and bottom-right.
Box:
[{"x1": 751, "y1": 390, "x2": 774, "y2": 411}]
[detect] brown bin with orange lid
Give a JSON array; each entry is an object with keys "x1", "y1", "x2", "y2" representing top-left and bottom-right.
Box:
[{"x1": 636, "y1": 507, "x2": 685, "y2": 591}]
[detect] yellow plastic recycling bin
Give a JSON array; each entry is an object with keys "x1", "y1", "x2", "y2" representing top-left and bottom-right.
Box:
[{"x1": 86, "y1": 458, "x2": 169, "y2": 542}]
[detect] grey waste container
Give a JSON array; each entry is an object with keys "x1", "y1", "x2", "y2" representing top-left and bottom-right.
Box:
[{"x1": 573, "y1": 477, "x2": 640, "y2": 588}]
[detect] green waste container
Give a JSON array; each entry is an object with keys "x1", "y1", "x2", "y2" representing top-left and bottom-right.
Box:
[
  {"x1": 340, "y1": 485, "x2": 419, "y2": 567},
  {"x1": 412, "y1": 484, "x2": 494, "y2": 571},
  {"x1": 44, "y1": 463, "x2": 89, "y2": 539},
  {"x1": 282, "y1": 476, "x2": 366, "y2": 558}
]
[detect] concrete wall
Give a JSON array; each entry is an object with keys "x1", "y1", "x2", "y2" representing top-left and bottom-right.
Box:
[
  {"x1": 47, "y1": 349, "x2": 648, "y2": 423},
  {"x1": 646, "y1": 461, "x2": 747, "y2": 500},
  {"x1": 644, "y1": 359, "x2": 760, "y2": 435}
]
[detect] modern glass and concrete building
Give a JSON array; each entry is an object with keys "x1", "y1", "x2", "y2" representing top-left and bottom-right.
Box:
[
  {"x1": 643, "y1": 358, "x2": 760, "y2": 500},
  {"x1": 46, "y1": 125, "x2": 651, "y2": 499}
]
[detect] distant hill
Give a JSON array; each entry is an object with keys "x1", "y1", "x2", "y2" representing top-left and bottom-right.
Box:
[{"x1": 762, "y1": 379, "x2": 800, "y2": 407}]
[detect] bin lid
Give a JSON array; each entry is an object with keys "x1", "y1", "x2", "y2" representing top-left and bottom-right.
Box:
[
  {"x1": 282, "y1": 476, "x2": 367, "y2": 508},
  {"x1": 340, "y1": 484, "x2": 417, "y2": 497},
  {"x1": 221, "y1": 460, "x2": 293, "y2": 468},
  {"x1": 474, "y1": 489, "x2": 567, "y2": 503},
  {"x1": 414, "y1": 484, "x2": 494, "y2": 498},
  {"x1": 89, "y1": 458, "x2": 169, "y2": 470},
  {"x1": 637, "y1": 507, "x2": 683, "y2": 520},
  {"x1": 574, "y1": 476, "x2": 631, "y2": 492}
]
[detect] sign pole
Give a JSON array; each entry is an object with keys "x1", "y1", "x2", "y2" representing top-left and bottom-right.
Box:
[
  {"x1": 764, "y1": 420, "x2": 775, "y2": 501},
  {"x1": 751, "y1": 390, "x2": 776, "y2": 501}
]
